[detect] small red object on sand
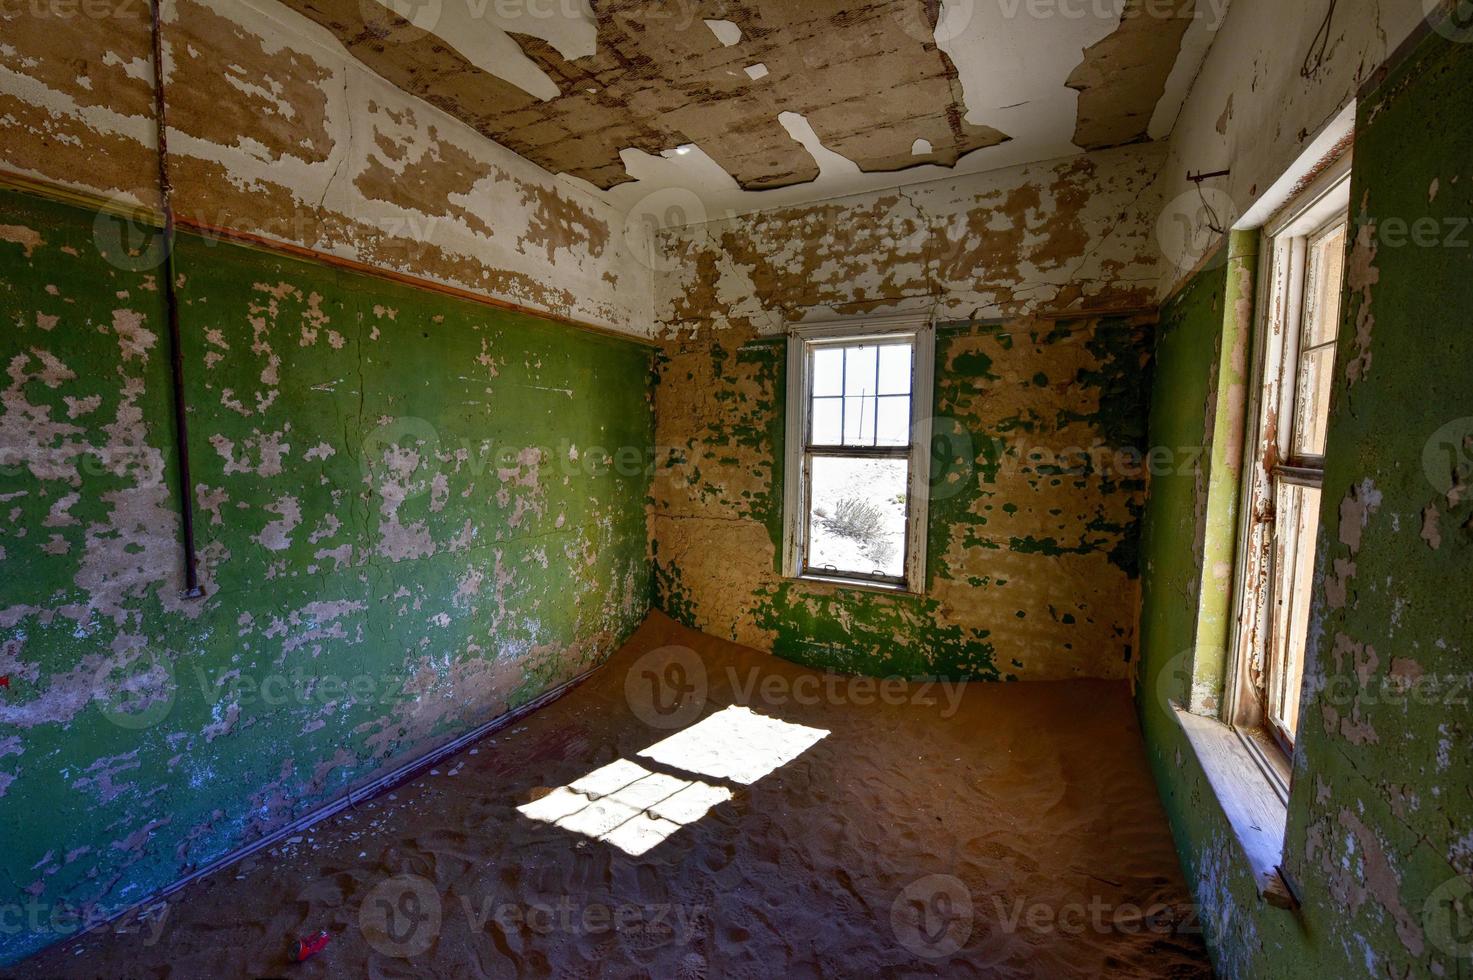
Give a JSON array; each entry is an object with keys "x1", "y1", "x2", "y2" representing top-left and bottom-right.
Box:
[{"x1": 295, "y1": 930, "x2": 330, "y2": 961}]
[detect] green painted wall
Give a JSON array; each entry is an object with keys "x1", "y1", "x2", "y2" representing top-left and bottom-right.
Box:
[
  {"x1": 0, "y1": 188, "x2": 653, "y2": 965},
  {"x1": 1138, "y1": 258, "x2": 1227, "y2": 705},
  {"x1": 1138, "y1": 27, "x2": 1473, "y2": 979},
  {"x1": 650, "y1": 315, "x2": 1155, "y2": 681}
]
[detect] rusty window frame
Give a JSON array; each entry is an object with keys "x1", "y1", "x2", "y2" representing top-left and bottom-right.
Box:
[
  {"x1": 1226, "y1": 160, "x2": 1352, "y2": 791},
  {"x1": 1259, "y1": 214, "x2": 1348, "y2": 753}
]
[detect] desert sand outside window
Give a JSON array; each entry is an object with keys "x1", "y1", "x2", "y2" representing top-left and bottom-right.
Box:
[{"x1": 782, "y1": 317, "x2": 935, "y2": 592}]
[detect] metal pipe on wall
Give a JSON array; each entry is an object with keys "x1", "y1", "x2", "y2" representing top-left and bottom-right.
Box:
[{"x1": 149, "y1": 0, "x2": 204, "y2": 599}]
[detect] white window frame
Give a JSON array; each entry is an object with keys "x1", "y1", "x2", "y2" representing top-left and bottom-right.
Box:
[
  {"x1": 781, "y1": 314, "x2": 935, "y2": 593},
  {"x1": 1227, "y1": 154, "x2": 1352, "y2": 794}
]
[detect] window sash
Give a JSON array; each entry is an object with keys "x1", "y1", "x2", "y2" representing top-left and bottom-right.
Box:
[
  {"x1": 801, "y1": 337, "x2": 914, "y2": 584},
  {"x1": 1257, "y1": 214, "x2": 1346, "y2": 754},
  {"x1": 1225, "y1": 156, "x2": 1351, "y2": 777},
  {"x1": 781, "y1": 317, "x2": 935, "y2": 591},
  {"x1": 1264, "y1": 476, "x2": 1320, "y2": 750},
  {"x1": 1279, "y1": 215, "x2": 1348, "y2": 471},
  {"x1": 799, "y1": 447, "x2": 913, "y2": 585},
  {"x1": 805, "y1": 339, "x2": 914, "y2": 450}
]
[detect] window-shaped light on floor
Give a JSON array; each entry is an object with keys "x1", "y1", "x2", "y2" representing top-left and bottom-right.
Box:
[
  {"x1": 518, "y1": 759, "x2": 732, "y2": 856},
  {"x1": 517, "y1": 707, "x2": 829, "y2": 855},
  {"x1": 637, "y1": 705, "x2": 829, "y2": 785}
]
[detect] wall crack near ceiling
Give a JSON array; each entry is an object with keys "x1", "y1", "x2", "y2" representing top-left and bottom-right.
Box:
[{"x1": 316, "y1": 71, "x2": 352, "y2": 217}]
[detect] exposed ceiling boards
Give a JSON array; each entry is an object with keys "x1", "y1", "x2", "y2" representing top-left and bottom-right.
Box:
[
  {"x1": 282, "y1": 0, "x2": 1226, "y2": 225},
  {"x1": 1067, "y1": 0, "x2": 1199, "y2": 148},
  {"x1": 358, "y1": 0, "x2": 596, "y2": 102}
]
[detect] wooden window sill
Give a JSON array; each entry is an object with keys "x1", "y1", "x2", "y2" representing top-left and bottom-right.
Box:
[
  {"x1": 1173, "y1": 707, "x2": 1299, "y2": 909},
  {"x1": 792, "y1": 573, "x2": 920, "y2": 597}
]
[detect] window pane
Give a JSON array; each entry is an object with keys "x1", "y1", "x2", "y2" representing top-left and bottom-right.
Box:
[
  {"x1": 812, "y1": 348, "x2": 843, "y2": 397},
  {"x1": 1268, "y1": 482, "x2": 1321, "y2": 743},
  {"x1": 811, "y1": 398, "x2": 842, "y2": 445},
  {"x1": 1302, "y1": 223, "x2": 1347, "y2": 348},
  {"x1": 1293, "y1": 346, "x2": 1336, "y2": 457},
  {"x1": 876, "y1": 395, "x2": 911, "y2": 447},
  {"x1": 1292, "y1": 221, "x2": 1346, "y2": 458},
  {"x1": 843, "y1": 395, "x2": 876, "y2": 446},
  {"x1": 844, "y1": 346, "x2": 877, "y2": 397},
  {"x1": 878, "y1": 343, "x2": 913, "y2": 395},
  {"x1": 807, "y1": 455, "x2": 908, "y2": 579}
]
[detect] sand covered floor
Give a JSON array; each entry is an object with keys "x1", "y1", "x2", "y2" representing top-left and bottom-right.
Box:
[{"x1": 16, "y1": 613, "x2": 1213, "y2": 978}]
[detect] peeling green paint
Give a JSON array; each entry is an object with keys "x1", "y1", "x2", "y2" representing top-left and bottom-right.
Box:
[
  {"x1": 0, "y1": 187, "x2": 653, "y2": 965},
  {"x1": 752, "y1": 578, "x2": 1002, "y2": 680},
  {"x1": 1138, "y1": 28, "x2": 1473, "y2": 979},
  {"x1": 650, "y1": 314, "x2": 1155, "y2": 681},
  {"x1": 1138, "y1": 259, "x2": 1226, "y2": 700}
]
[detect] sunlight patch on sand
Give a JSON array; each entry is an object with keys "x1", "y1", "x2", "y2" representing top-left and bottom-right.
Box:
[
  {"x1": 518, "y1": 707, "x2": 829, "y2": 855},
  {"x1": 518, "y1": 760, "x2": 731, "y2": 856},
  {"x1": 638, "y1": 706, "x2": 830, "y2": 785}
]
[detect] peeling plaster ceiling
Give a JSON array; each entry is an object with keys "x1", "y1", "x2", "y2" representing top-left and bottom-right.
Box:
[{"x1": 281, "y1": 0, "x2": 1225, "y2": 222}]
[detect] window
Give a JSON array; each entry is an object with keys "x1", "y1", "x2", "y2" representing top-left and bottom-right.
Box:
[
  {"x1": 1230, "y1": 159, "x2": 1351, "y2": 773},
  {"x1": 782, "y1": 317, "x2": 935, "y2": 591}
]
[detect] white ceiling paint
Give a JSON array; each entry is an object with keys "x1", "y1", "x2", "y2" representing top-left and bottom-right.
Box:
[
  {"x1": 1149, "y1": 0, "x2": 1232, "y2": 139},
  {"x1": 778, "y1": 112, "x2": 862, "y2": 180},
  {"x1": 704, "y1": 19, "x2": 743, "y2": 47},
  {"x1": 360, "y1": 0, "x2": 596, "y2": 101},
  {"x1": 938, "y1": 0, "x2": 1119, "y2": 163}
]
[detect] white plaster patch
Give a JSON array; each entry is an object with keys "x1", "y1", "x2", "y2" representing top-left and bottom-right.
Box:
[
  {"x1": 743, "y1": 63, "x2": 768, "y2": 81},
  {"x1": 777, "y1": 112, "x2": 860, "y2": 179},
  {"x1": 255, "y1": 495, "x2": 303, "y2": 552},
  {"x1": 704, "y1": 19, "x2": 742, "y2": 46},
  {"x1": 377, "y1": 519, "x2": 435, "y2": 562},
  {"x1": 63, "y1": 395, "x2": 101, "y2": 418},
  {"x1": 109, "y1": 310, "x2": 156, "y2": 363}
]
